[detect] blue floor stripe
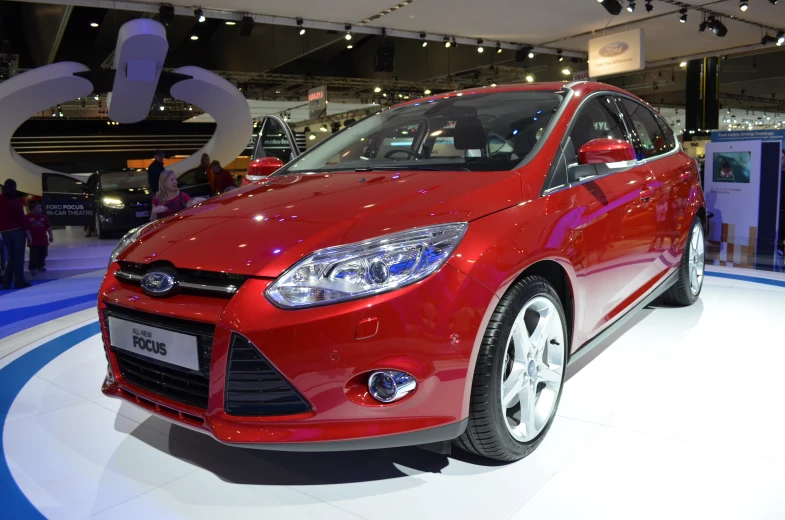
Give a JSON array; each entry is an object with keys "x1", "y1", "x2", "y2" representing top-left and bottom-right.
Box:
[
  {"x1": 0, "y1": 322, "x2": 100, "y2": 519},
  {"x1": 705, "y1": 271, "x2": 785, "y2": 288},
  {"x1": 0, "y1": 293, "x2": 98, "y2": 328}
]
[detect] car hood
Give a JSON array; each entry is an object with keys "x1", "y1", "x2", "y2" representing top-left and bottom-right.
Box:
[{"x1": 121, "y1": 170, "x2": 521, "y2": 278}]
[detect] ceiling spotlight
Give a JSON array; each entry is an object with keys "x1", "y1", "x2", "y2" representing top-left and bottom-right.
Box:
[
  {"x1": 598, "y1": 0, "x2": 623, "y2": 15},
  {"x1": 477, "y1": 39, "x2": 484, "y2": 52},
  {"x1": 777, "y1": 31, "x2": 785, "y2": 45},
  {"x1": 297, "y1": 18, "x2": 305, "y2": 35},
  {"x1": 374, "y1": 86, "x2": 382, "y2": 93},
  {"x1": 424, "y1": 89, "x2": 432, "y2": 95},
  {"x1": 94, "y1": 94, "x2": 99, "y2": 101},
  {"x1": 562, "y1": 67, "x2": 571, "y2": 75},
  {"x1": 679, "y1": 8, "x2": 687, "y2": 23},
  {"x1": 188, "y1": 105, "x2": 193, "y2": 111},
  {"x1": 699, "y1": 18, "x2": 708, "y2": 32},
  {"x1": 383, "y1": 92, "x2": 388, "y2": 97},
  {"x1": 420, "y1": 33, "x2": 428, "y2": 47},
  {"x1": 627, "y1": 1, "x2": 635, "y2": 13},
  {"x1": 158, "y1": 4, "x2": 174, "y2": 26},
  {"x1": 525, "y1": 74, "x2": 534, "y2": 82},
  {"x1": 225, "y1": 20, "x2": 236, "y2": 25},
  {"x1": 496, "y1": 42, "x2": 502, "y2": 53},
  {"x1": 557, "y1": 49, "x2": 563, "y2": 61},
  {"x1": 90, "y1": 22, "x2": 99, "y2": 28},
  {"x1": 239, "y1": 15, "x2": 254, "y2": 37},
  {"x1": 347, "y1": 44, "x2": 353, "y2": 49},
  {"x1": 645, "y1": 0, "x2": 653, "y2": 12},
  {"x1": 712, "y1": 18, "x2": 728, "y2": 37},
  {"x1": 58, "y1": 111, "x2": 63, "y2": 117},
  {"x1": 451, "y1": 37, "x2": 458, "y2": 48},
  {"x1": 320, "y1": 124, "x2": 328, "y2": 132},
  {"x1": 159, "y1": 105, "x2": 165, "y2": 111},
  {"x1": 680, "y1": 61, "x2": 687, "y2": 68},
  {"x1": 190, "y1": 35, "x2": 199, "y2": 40},
  {"x1": 345, "y1": 24, "x2": 352, "y2": 40},
  {"x1": 444, "y1": 36, "x2": 451, "y2": 48},
  {"x1": 528, "y1": 50, "x2": 535, "y2": 59},
  {"x1": 739, "y1": 1, "x2": 748, "y2": 11},
  {"x1": 194, "y1": 8, "x2": 205, "y2": 22},
  {"x1": 770, "y1": 0, "x2": 778, "y2": 5},
  {"x1": 309, "y1": 134, "x2": 316, "y2": 140}
]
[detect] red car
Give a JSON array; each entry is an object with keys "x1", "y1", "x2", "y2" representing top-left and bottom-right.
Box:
[{"x1": 99, "y1": 82, "x2": 706, "y2": 461}]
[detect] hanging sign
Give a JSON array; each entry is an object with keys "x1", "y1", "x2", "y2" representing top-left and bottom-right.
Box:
[
  {"x1": 588, "y1": 29, "x2": 645, "y2": 78},
  {"x1": 308, "y1": 86, "x2": 327, "y2": 119}
]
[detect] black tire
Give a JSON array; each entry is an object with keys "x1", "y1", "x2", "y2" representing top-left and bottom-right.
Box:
[
  {"x1": 454, "y1": 275, "x2": 568, "y2": 462},
  {"x1": 659, "y1": 216, "x2": 704, "y2": 307},
  {"x1": 95, "y1": 212, "x2": 106, "y2": 240}
]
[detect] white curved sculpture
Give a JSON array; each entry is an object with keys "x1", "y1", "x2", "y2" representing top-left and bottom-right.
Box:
[
  {"x1": 109, "y1": 19, "x2": 168, "y2": 124},
  {"x1": 169, "y1": 66, "x2": 252, "y2": 175},
  {"x1": 0, "y1": 62, "x2": 93, "y2": 194},
  {"x1": 1, "y1": 18, "x2": 251, "y2": 195}
]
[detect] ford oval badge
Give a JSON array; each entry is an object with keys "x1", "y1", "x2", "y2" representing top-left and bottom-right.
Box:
[
  {"x1": 141, "y1": 271, "x2": 176, "y2": 297},
  {"x1": 599, "y1": 42, "x2": 629, "y2": 58}
]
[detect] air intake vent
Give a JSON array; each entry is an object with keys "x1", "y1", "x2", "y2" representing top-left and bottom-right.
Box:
[{"x1": 224, "y1": 335, "x2": 310, "y2": 416}]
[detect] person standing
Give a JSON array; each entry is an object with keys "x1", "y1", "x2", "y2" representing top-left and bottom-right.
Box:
[
  {"x1": 209, "y1": 160, "x2": 236, "y2": 195},
  {"x1": 0, "y1": 179, "x2": 31, "y2": 290},
  {"x1": 147, "y1": 149, "x2": 166, "y2": 192},
  {"x1": 25, "y1": 200, "x2": 53, "y2": 275},
  {"x1": 150, "y1": 170, "x2": 204, "y2": 221}
]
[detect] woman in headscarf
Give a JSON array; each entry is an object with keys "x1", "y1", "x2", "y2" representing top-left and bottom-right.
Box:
[{"x1": 0, "y1": 179, "x2": 31, "y2": 289}]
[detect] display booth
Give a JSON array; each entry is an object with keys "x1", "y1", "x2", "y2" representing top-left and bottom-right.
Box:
[{"x1": 706, "y1": 131, "x2": 783, "y2": 271}]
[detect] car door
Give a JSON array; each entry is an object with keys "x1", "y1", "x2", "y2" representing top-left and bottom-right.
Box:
[
  {"x1": 617, "y1": 97, "x2": 690, "y2": 274},
  {"x1": 554, "y1": 95, "x2": 660, "y2": 338}
]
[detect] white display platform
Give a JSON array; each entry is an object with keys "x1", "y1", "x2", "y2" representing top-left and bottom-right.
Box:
[{"x1": 2, "y1": 270, "x2": 785, "y2": 519}]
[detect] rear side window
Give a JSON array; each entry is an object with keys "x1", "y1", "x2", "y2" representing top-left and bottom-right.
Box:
[
  {"x1": 566, "y1": 96, "x2": 627, "y2": 163},
  {"x1": 618, "y1": 98, "x2": 670, "y2": 159}
]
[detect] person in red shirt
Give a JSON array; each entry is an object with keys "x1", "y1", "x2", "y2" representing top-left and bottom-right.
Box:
[
  {"x1": 0, "y1": 179, "x2": 31, "y2": 289},
  {"x1": 25, "y1": 200, "x2": 53, "y2": 274},
  {"x1": 150, "y1": 170, "x2": 205, "y2": 221},
  {"x1": 209, "y1": 160, "x2": 237, "y2": 195}
]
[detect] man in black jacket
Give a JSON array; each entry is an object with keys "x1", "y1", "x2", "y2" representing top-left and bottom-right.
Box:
[{"x1": 147, "y1": 150, "x2": 165, "y2": 191}]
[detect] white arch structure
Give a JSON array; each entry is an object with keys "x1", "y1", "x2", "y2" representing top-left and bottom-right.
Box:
[{"x1": 0, "y1": 19, "x2": 252, "y2": 195}]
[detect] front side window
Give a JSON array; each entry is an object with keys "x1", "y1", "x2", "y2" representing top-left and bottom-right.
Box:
[
  {"x1": 278, "y1": 90, "x2": 565, "y2": 174},
  {"x1": 619, "y1": 98, "x2": 669, "y2": 159},
  {"x1": 99, "y1": 171, "x2": 148, "y2": 190},
  {"x1": 566, "y1": 96, "x2": 628, "y2": 163},
  {"x1": 255, "y1": 118, "x2": 296, "y2": 163}
]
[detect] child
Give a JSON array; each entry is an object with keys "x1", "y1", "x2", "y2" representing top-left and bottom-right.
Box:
[{"x1": 25, "y1": 201, "x2": 53, "y2": 275}]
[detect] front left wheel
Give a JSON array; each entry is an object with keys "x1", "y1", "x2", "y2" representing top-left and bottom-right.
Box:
[{"x1": 455, "y1": 276, "x2": 568, "y2": 462}]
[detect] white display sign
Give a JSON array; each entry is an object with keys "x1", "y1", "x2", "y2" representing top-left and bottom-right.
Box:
[
  {"x1": 588, "y1": 29, "x2": 645, "y2": 78},
  {"x1": 572, "y1": 71, "x2": 591, "y2": 82},
  {"x1": 704, "y1": 140, "x2": 762, "y2": 268}
]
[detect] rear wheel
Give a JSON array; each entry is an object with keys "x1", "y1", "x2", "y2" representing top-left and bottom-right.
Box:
[
  {"x1": 660, "y1": 217, "x2": 705, "y2": 306},
  {"x1": 455, "y1": 276, "x2": 568, "y2": 462}
]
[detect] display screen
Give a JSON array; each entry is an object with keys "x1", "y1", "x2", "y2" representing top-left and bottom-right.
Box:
[{"x1": 713, "y1": 151, "x2": 751, "y2": 184}]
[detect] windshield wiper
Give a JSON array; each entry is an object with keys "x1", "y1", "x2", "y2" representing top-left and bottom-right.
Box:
[{"x1": 354, "y1": 165, "x2": 471, "y2": 172}]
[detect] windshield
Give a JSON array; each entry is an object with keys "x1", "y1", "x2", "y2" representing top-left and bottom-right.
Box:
[
  {"x1": 281, "y1": 90, "x2": 565, "y2": 174},
  {"x1": 99, "y1": 171, "x2": 148, "y2": 190}
]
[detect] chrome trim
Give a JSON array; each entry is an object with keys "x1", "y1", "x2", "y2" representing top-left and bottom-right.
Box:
[{"x1": 115, "y1": 269, "x2": 239, "y2": 295}]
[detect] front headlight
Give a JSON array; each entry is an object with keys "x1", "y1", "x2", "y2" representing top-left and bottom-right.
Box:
[
  {"x1": 109, "y1": 222, "x2": 153, "y2": 265},
  {"x1": 266, "y1": 223, "x2": 468, "y2": 309},
  {"x1": 102, "y1": 197, "x2": 124, "y2": 209}
]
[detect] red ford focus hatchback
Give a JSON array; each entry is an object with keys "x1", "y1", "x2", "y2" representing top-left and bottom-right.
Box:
[{"x1": 99, "y1": 82, "x2": 706, "y2": 461}]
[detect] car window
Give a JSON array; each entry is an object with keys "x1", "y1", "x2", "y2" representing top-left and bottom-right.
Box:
[
  {"x1": 99, "y1": 171, "x2": 148, "y2": 190},
  {"x1": 654, "y1": 113, "x2": 677, "y2": 151},
  {"x1": 178, "y1": 167, "x2": 208, "y2": 186},
  {"x1": 280, "y1": 90, "x2": 566, "y2": 174},
  {"x1": 565, "y1": 96, "x2": 627, "y2": 163},
  {"x1": 255, "y1": 117, "x2": 297, "y2": 163},
  {"x1": 618, "y1": 98, "x2": 670, "y2": 159}
]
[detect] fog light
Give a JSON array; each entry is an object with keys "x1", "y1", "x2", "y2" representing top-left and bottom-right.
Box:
[{"x1": 368, "y1": 370, "x2": 416, "y2": 403}]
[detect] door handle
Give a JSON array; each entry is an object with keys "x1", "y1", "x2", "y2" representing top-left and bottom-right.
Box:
[{"x1": 640, "y1": 186, "x2": 654, "y2": 202}]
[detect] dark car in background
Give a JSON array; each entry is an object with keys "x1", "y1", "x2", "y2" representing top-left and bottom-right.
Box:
[{"x1": 85, "y1": 170, "x2": 153, "y2": 238}]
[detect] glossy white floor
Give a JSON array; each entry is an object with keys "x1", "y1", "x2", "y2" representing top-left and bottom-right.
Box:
[{"x1": 3, "y1": 268, "x2": 785, "y2": 520}]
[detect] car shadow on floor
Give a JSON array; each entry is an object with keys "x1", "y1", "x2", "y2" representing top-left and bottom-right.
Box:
[{"x1": 123, "y1": 413, "x2": 507, "y2": 487}]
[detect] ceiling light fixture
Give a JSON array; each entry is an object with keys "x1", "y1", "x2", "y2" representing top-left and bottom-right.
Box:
[
  {"x1": 525, "y1": 74, "x2": 534, "y2": 82},
  {"x1": 496, "y1": 41, "x2": 502, "y2": 53},
  {"x1": 451, "y1": 37, "x2": 458, "y2": 48},
  {"x1": 297, "y1": 18, "x2": 305, "y2": 35},
  {"x1": 159, "y1": 105, "x2": 165, "y2": 111},
  {"x1": 680, "y1": 61, "x2": 687, "y2": 68},
  {"x1": 777, "y1": 31, "x2": 785, "y2": 45},
  {"x1": 345, "y1": 24, "x2": 352, "y2": 40},
  {"x1": 225, "y1": 20, "x2": 236, "y2": 26},
  {"x1": 347, "y1": 44, "x2": 353, "y2": 49},
  {"x1": 424, "y1": 89, "x2": 432, "y2": 95},
  {"x1": 444, "y1": 36, "x2": 451, "y2": 48},
  {"x1": 194, "y1": 8, "x2": 205, "y2": 22},
  {"x1": 190, "y1": 34, "x2": 199, "y2": 40},
  {"x1": 562, "y1": 67, "x2": 571, "y2": 75},
  {"x1": 320, "y1": 124, "x2": 328, "y2": 132},
  {"x1": 420, "y1": 33, "x2": 428, "y2": 47},
  {"x1": 557, "y1": 49, "x2": 564, "y2": 61},
  {"x1": 627, "y1": 1, "x2": 636, "y2": 13},
  {"x1": 158, "y1": 4, "x2": 174, "y2": 26},
  {"x1": 645, "y1": 0, "x2": 653, "y2": 12},
  {"x1": 477, "y1": 39, "x2": 484, "y2": 52},
  {"x1": 90, "y1": 22, "x2": 99, "y2": 28},
  {"x1": 679, "y1": 7, "x2": 687, "y2": 23},
  {"x1": 769, "y1": 0, "x2": 778, "y2": 5},
  {"x1": 739, "y1": 1, "x2": 749, "y2": 12},
  {"x1": 239, "y1": 15, "x2": 254, "y2": 37},
  {"x1": 598, "y1": 0, "x2": 623, "y2": 15},
  {"x1": 374, "y1": 86, "x2": 382, "y2": 93},
  {"x1": 711, "y1": 18, "x2": 728, "y2": 37}
]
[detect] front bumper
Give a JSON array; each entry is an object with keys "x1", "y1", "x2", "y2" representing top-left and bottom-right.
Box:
[{"x1": 99, "y1": 262, "x2": 494, "y2": 450}]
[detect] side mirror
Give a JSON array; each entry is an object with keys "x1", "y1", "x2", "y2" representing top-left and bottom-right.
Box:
[
  {"x1": 246, "y1": 157, "x2": 285, "y2": 182},
  {"x1": 578, "y1": 138, "x2": 636, "y2": 165}
]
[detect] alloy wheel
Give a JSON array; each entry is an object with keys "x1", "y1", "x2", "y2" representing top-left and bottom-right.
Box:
[
  {"x1": 689, "y1": 222, "x2": 705, "y2": 296},
  {"x1": 500, "y1": 296, "x2": 565, "y2": 443}
]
